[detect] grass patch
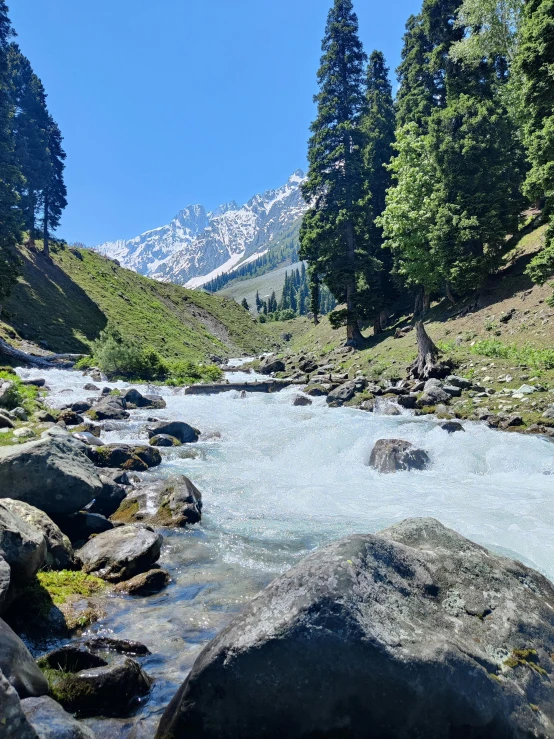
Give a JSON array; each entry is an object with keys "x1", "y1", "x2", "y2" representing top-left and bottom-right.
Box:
[
  {"x1": 470, "y1": 340, "x2": 554, "y2": 370},
  {"x1": 37, "y1": 571, "x2": 107, "y2": 605},
  {"x1": 0, "y1": 370, "x2": 39, "y2": 412}
]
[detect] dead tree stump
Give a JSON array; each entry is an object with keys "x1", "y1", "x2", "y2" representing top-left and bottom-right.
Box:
[{"x1": 407, "y1": 321, "x2": 451, "y2": 380}]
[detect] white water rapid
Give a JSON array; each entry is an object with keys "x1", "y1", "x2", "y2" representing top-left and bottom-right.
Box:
[{"x1": 15, "y1": 365, "x2": 554, "y2": 736}]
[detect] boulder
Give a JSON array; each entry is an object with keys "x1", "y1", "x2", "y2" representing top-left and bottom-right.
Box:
[
  {"x1": 258, "y1": 357, "x2": 286, "y2": 375},
  {"x1": 0, "y1": 413, "x2": 14, "y2": 429},
  {"x1": 298, "y1": 359, "x2": 317, "y2": 374},
  {"x1": 0, "y1": 501, "x2": 47, "y2": 584},
  {"x1": 368, "y1": 439, "x2": 430, "y2": 473},
  {"x1": 292, "y1": 395, "x2": 312, "y2": 407},
  {"x1": 54, "y1": 512, "x2": 113, "y2": 546},
  {"x1": 0, "y1": 380, "x2": 15, "y2": 409},
  {"x1": 34, "y1": 410, "x2": 56, "y2": 423},
  {"x1": 155, "y1": 518, "x2": 554, "y2": 739},
  {"x1": 303, "y1": 385, "x2": 328, "y2": 397},
  {"x1": 153, "y1": 476, "x2": 203, "y2": 526},
  {"x1": 57, "y1": 410, "x2": 84, "y2": 427},
  {"x1": 1, "y1": 499, "x2": 74, "y2": 570},
  {"x1": 440, "y1": 421, "x2": 465, "y2": 434},
  {"x1": 88, "y1": 396, "x2": 129, "y2": 421},
  {"x1": 89, "y1": 443, "x2": 162, "y2": 471},
  {"x1": 10, "y1": 407, "x2": 27, "y2": 421},
  {"x1": 84, "y1": 637, "x2": 150, "y2": 656},
  {"x1": 146, "y1": 421, "x2": 200, "y2": 444},
  {"x1": 40, "y1": 646, "x2": 107, "y2": 672},
  {"x1": 418, "y1": 386, "x2": 451, "y2": 406},
  {"x1": 446, "y1": 375, "x2": 473, "y2": 389},
  {"x1": 86, "y1": 477, "x2": 127, "y2": 518},
  {"x1": 20, "y1": 695, "x2": 96, "y2": 739},
  {"x1": 83, "y1": 383, "x2": 99, "y2": 392},
  {"x1": 396, "y1": 394, "x2": 417, "y2": 409},
  {"x1": 45, "y1": 656, "x2": 151, "y2": 718},
  {"x1": 0, "y1": 670, "x2": 39, "y2": 739},
  {"x1": 114, "y1": 568, "x2": 170, "y2": 596},
  {"x1": 70, "y1": 401, "x2": 92, "y2": 414},
  {"x1": 21, "y1": 378, "x2": 45, "y2": 388},
  {"x1": 0, "y1": 618, "x2": 48, "y2": 698},
  {"x1": 149, "y1": 434, "x2": 181, "y2": 447},
  {"x1": 76, "y1": 524, "x2": 162, "y2": 582},
  {"x1": 442, "y1": 385, "x2": 462, "y2": 398},
  {"x1": 121, "y1": 388, "x2": 166, "y2": 409},
  {"x1": 326, "y1": 381, "x2": 357, "y2": 406},
  {"x1": 0, "y1": 555, "x2": 10, "y2": 612},
  {"x1": 0, "y1": 435, "x2": 103, "y2": 515},
  {"x1": 543, "y1": 406, "x2": 554, "y2": 419},
  {"x1": 73, "y1": 431, "x2": 103, "y2": 446}
]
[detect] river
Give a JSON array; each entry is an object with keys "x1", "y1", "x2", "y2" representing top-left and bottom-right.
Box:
[{"x1": 15, "y1": 364, "x2": 554, "y2": 737}]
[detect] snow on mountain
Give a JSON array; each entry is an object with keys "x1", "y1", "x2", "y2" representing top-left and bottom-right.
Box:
[{"x1": 93, "y1": 171, "x2": 307, "y2": 288}]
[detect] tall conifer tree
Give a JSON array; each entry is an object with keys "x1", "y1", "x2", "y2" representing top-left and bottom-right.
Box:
[
  {"x1": 300, "y1": 0, "x2": 368, "y2": 344},
  {"x1": 42, "y1": 115, "x2": 67, "y2": 256},
  {"x1": 0, "y1": 1, "x2": 21, "y2": 309}
]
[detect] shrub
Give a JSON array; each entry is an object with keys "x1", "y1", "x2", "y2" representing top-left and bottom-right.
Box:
[
  {"x1": 91, "y1": 327, "x2": 166, "y2": 380},
  {"x1": 470, "y1": 340, "x2": 554, "y2": 369},
  {"x1": 0, "y1": 370, "x2": 39, "y2": 412}
]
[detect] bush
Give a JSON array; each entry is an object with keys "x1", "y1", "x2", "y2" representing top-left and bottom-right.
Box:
[
  {"x1": 0, "y1": 370, "x2": 39, "y2": 412},
  {"x1": 91, "y1": 327, "x2": 166, "y2": 381},
  {"x1": 470, "y1": 340, "x2": 554, "y2": 369}
]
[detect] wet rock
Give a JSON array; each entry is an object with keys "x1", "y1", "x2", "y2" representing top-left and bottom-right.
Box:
[
  {"x1": 418, "y1": 385, "x2": 451, "y2": 407},
  {"x1": 326, "y1": 381, "x2": 357, "y2": 406},
  {"x1": 156, "y1": 518, "x2": 554, "y2": 739},
  {"x1": 85, "y1": 637, "x2": 150, "y2": 656},
  {"x1": 259, "y1": 357, "x2": 286, "y2": 375},
  {"x1": 396, "y1": 394, "x2": 417, "y2": 409},
  {"x1": 76, "y1": 524, "x2": 162, "y2": 582},
  {"x1": 83, "y1": 383, "x2": 100, "y2": 392},
  {"x1": 292, "y1": 395, "x2": 312, "y2": 407},
  {"x1": 57, "y1": 410, "x2": 84, "y2": 426},
  {"x1": 0, "y1": 669, "x2": 38, "y2": 739},
  {"x1": 87, "y1": 477, "x2": 127, "y2": 518},
  {"x1": 1, "y1": 499, "x2": 74, "y2": 571},
  {"x1": 149, "y1": 434, "x2": 181, "y2": 447},
  {"x1": 152, "y1": 475, "x2": 203, "y2": 526},
  {"x1": 375, "y1": 402, "x2": 401, "y2": 416},
  {"x1": 54, "y1": 512, "x2": 113, "y2": 546},
  {"x1": 500, "y1": 415, "x2": 524, "y2": 429},
  {"x1": 21, "y1": 378, "x2": 45, "y2": 388},
  {"x1": 0, "y1": 435, "x2": 103, "y2": 515},
  {"x1": 368, "y1": 439, "x2": 430, "y2": 473},
  {"x1": 440, "y1": 421, "x2": 465, "y2": 434},
  {"x1": 73, "y1": 431, "x2": 103, "y2": 446},
  {"x1": 0, "y1": 501, "x2": 47, "y2": 585},
  {"x1": 0, "y1": 617, "x2": 49, "y2": 698},
  {"x1": 21, "y1": 695, "x2": 96, "y2": 739},
  {"x1": 143, "y1": 394, "x2": 166, "y2": 409},
  {"x1": 303, "y1": 385, "x2": 328, "y2": 397},
  {"x1": 44, "y1": 655, "x2": 151, "y2": 718},
  {"x1": 114, "y1": 568, "x2": 170, "y2": 596},
  {"x1": 40, "y1": 646, "x2": 107, "y2": 672},
  {"x1": 89, "y1": 443, "x2": 161, "y2": 471},
  {"x1": 359, "y1": 399, "x2": 374, "y2": 412},
  {"x1": 146, "y1": 421, "x2": 200, "y2": 444},
  {"x1": 298, "y1": 359, "x2": 317, "y2": 374},
  {"x1": 89, "y1": 396, "x2": 129, "y2": 421}
]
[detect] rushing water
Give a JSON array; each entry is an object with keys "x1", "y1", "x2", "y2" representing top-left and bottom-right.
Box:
[{"x1": 15, "y1": 365, "x2": 554, "y2": 737}]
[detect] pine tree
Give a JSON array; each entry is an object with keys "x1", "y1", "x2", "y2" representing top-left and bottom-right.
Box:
[
  {"x1": 0, "y1": 1, "x2": 21, "y2": 310},
  {"x1": 241, "y1": 297, "x2": 249, "y2": 311},
  {"x1": 516, "y1": 0, "x2": 554, "y2": 288},
  {"x1": 358, "y1": 50, "x2": 397, "y2": 333},
  {"x1": 255, "y1": 290, "x2": 262, "y2": 312},
  {"x1": 300, "y1": 0, "x2": 368, "y2": 344},
  {"x1": 42, "y1": 114, "x2": 67, "y2": 256},
  {"x1": 395, "y1": 14, "x2": 435, "y2": 129},
  {"x1": 8, "y1": 44, "x2": 50, "y2": 246}
]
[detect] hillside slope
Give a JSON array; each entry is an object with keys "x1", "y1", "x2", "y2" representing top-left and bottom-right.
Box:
[{"x1": 0, "y1": 243, "x2": 272, "y2": 360}]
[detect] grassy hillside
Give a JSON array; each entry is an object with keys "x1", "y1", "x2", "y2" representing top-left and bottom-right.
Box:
[
  {"x1": 219, "y1": 261, "x2": 304, "y2": 314},
  {"x1": 0, "y1": 242, "x2": 272, "y2": 361},
  {"x1": 273, "y1": 224, "x2": 554, "y2": 384}
]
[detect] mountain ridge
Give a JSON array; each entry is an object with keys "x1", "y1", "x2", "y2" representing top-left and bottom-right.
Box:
[{"x1": 94, "y1": 171, "x2": 307, "y2": 289}]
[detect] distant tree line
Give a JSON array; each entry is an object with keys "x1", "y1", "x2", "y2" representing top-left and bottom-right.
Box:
[
  {"x1": 0, "y1": 1, "x2": 67, "y2": 308},
  {"x1": 301, "y1": 0, "x2": 554, "y2": 342}
]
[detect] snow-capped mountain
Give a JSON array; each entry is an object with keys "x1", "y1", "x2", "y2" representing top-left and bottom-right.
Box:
[{"x1": 94, "y1": 171, "x2": 307, "y2": 288}]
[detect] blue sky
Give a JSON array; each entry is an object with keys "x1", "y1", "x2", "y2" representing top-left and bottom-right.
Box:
[{"x1": 10, "y1": 0, "x2": 420, "y2": 245}]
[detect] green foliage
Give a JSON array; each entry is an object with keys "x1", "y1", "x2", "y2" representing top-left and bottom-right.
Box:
[
  {"x1": 470, "y1": 339, "x2": 554, "y2": 369},
  {"x1": 0, "y1": 369, "x2": 38, "y2": 411},
  {"x1": 36, "y1": 570, "x2": 107, "y2": 606},
  {"x1": 450, "y1": 0, "x2": 523, "y2": 64}
]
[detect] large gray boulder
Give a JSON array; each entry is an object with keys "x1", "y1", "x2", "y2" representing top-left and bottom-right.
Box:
[
  {"x1": 89, "y1": 396, "x2": 129, "y2": 421},
  {"x1": 0, "y1": 501, "x2": 46, "y2": 584},
  {"x1": 121, "y1": 387, "x2": 166, "y2": 409},
  {"x1": 0, "y1": 435, "x2": 103, "y2": 515},
  {"x1": 1, "y1": 499, "x2": 74, "y2": 570},
  {"x1": 0, "y1": 618, "x2": 48, "y2": 698},
  {"x1": 258, "y1": 357, "x2": 285, "y2": 375},
  {"x1": 156, "y1": 519, "x2": 554, "y2": 739},
  {"x1": 368, "y1": 439, "x2": 430, "y2": 473},
  {"x1": 0, "y1": 669, "x2": 39, "y2": 739},
  {"x1": 76, "y1": 524, "x2": 162, "y2": 582},
  {"x1": 326, "y1": 381, "x2": 357, "y2": 405},
  {"x1": 89, "y1": 443, "x2": 161, "y2": 471},
  {"x1": 20, "y1": 696, "x2": 96, "y2": 739},
  {"x1": 0, "y1": 555, "x2": 10, "y2": 612},
  {"x1": 152, "y1": 475, "x2": 202, "y2": 526}
]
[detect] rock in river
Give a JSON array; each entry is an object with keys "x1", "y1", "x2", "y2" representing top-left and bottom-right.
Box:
[
  {"x1": 0, "y1": 669, "x2": 38, "y2": 739},
  {"x1": 0, "y1": 434, "x2": 103, "y2": 515},
  {"x1": 89, "y1": 443, "x2": 161, "y2": 471},
  {"x1": 146, "y1": 421, "x2": 200, "y2": 444},
  {"x1": 0, "y1": 501, "x2": 47, "y2": 584},
  {"x1": 20, "y1": 695, "x2": 96, "y2": 739},
  {"x1": 156, "y1": 518, "x2": 554, "y2": 739},
  {"x1": 368, "y1": 438, "x2": 430, "y2": 473},
  {"x1": 76, "y1": 524, "x2": 162, "y2": 582},
  {"x1": 0, "y1": 617, "x2": 48, "y2": 698}
]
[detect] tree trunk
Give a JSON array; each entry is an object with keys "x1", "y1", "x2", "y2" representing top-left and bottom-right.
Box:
[
  {"x1": 407, "y1": 321, "x2": 451, "y2": 380},
  {"x1": 423, "y1": 291, "x2": 431, "y2": 314},
  {"x1": 445, "y1": 281, "x2": 456, "y2": 306},
  {"x1": 345, "y1": 219, "x2": 363, "y2": 345},
  {"x1": 28, "y1": 192, "x2": 35, "y2": 248},
  {"x1": 43, "y1": 195, "x2": 49, "y2": 257},
  {"x1": 0, "y1": 338, "x2": 84, "y2": 368},
  {"x1": 413, "y1": 287, "x2": 424, "y2": 321},
  {"x1": 373, "y1": 316, "x2": 381, "y2": 336}
]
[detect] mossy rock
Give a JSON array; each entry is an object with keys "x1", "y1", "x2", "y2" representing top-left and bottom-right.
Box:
[{"x1": 110, "y1": 498, "x2": 141, "y2": 523}]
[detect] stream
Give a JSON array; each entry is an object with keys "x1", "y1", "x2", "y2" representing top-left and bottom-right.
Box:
[{"x1": 14, "y1": 364, "x2": 554, "y2": 737}]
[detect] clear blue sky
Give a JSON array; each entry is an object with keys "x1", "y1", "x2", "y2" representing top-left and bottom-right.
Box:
[{"x1": 10, "y1": 0, "x2": 420, "y2": 245}]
